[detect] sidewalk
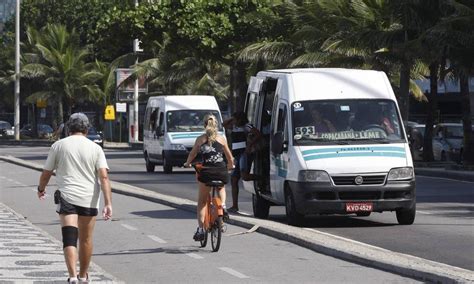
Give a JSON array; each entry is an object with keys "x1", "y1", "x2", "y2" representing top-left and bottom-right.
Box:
[{"x1": 0, "y1": 202, "x2": 117, "y2": 283}]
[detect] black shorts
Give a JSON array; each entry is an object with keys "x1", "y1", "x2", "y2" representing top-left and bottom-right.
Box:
[
  {"x1": 198, "y1": 166, "x2": 228, "y2": 185},
  {"x1": 56, "y1": 195, "x2": 98, "y2": 216}
]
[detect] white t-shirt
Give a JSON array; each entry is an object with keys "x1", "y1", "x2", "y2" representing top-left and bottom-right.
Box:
[{"x1": 44, "y1": 135, "x2": 109, "y2": 208}]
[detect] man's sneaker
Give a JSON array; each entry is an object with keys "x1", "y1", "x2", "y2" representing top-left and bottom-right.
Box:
[
  {"x1": 68, "y1": 277, "x2": 79, "y2": 284},
  {"x1": 223, "y1": 209, "x2": 230, "y2": 222},
  {"x1": 193, "y1": 228, "x2": 204, "y2": 241},
  {"x1": 227, "y1": 207, "x2": 239, "y2": 213}
]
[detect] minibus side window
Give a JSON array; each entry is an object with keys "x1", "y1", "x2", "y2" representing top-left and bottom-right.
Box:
[
  {"x1": 246, "y1": 92, "x2": 258, "y2": 125},
  {"x1": 277, "y1": 104, "x2": 288, "y2": 141},
  {"x1": 157, "y1": 112, "x2": 164, "y2": 135}
]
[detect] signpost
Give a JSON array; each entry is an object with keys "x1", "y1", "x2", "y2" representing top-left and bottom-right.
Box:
[{"x1": 115, "y1": 103, "x2": 127, "y2": 143}]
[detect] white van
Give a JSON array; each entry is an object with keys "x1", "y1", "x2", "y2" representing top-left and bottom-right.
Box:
[
  {"x1": 242, "y1": 68, "x2": 416, "y2": 225},
  {"x1": 143, "y1": 95, "x2": 224, "y2": 173}
]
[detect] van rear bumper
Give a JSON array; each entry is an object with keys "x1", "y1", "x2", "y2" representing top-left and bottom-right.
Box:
[{"x1": 287, "y1": 180, "x2": 416, "y2": 215}]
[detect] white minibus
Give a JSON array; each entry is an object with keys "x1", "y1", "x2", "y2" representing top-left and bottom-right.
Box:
[
  {"x1": 143, "y1": 95, "x2": 224, "y2": 173},
  {"x1": 242, "y1": 68, "x2": 416, "y2": 225}
]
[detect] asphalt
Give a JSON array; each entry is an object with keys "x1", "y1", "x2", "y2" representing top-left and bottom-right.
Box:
[{"x1": 0, "y1": 140, "x2": 474, "y2": 283}]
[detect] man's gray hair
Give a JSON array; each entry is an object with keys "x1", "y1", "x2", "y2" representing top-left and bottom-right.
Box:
[{"x1": 67, "y1": 112, "x2": 90, "y2": 134}]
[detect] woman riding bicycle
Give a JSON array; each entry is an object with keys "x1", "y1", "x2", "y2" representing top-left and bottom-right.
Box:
[{"x1": 184, "y1": 114, "x2": 234, "y2": 241}]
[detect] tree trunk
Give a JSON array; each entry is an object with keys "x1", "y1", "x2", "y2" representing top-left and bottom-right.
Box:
[
  {"x1": 57, "y1": 96, "x2": 64, "y2": 126},
  {"x1": 460, "y1": 73, "x2": 473, "y2": 166},
  {"x1": 235, "y1": 61, "x2": 247, "y2": 112},
  {"x1": 398, "y1": 62, "x2": 411, "y2": 122},
  {"x1": 230, "y1": 61, "x2": 248, "y2": 113},
  {"x1": 423, "y1": 62, "x2": 438, "y2": 162},
  {"x1": 30, "y1": 104, "x2": 37, "y2": 138}
]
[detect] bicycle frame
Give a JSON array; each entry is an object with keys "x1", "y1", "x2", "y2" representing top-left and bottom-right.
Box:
[{"x1": 203, "y1": 186, "x2": 223, "y2": 231}]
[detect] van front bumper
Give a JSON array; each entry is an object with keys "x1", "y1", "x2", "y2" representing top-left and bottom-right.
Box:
[
  {"x1": 287, "y1": 180, "x2": 416, "y2": 215},
  {"x1": 163, "y1": 150, "x2": 189, "y2": 166}
]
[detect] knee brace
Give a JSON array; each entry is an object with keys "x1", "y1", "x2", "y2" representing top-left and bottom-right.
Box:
[{"x1": 62, "y1": 226, "x2": 78, "y2": 248}]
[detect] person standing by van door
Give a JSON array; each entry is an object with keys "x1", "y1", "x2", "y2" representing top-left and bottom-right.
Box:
[
  {"x1": 223, "y1": 112, "x2": 249, "y2": 212},
  {"x1": 37, "y1": 113, "x2": 112, "y2": 283}
]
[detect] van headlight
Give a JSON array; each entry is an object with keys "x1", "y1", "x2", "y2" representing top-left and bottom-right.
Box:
[
  {"x1": 170, "y1": 144, "x2": 186, "y2": 151},
  {"x1": 298, "y1": 170, "x2": 330, "y2": 182},
  {"x1": 387, "y1": 167, "x2": 414, "y2": 181}
]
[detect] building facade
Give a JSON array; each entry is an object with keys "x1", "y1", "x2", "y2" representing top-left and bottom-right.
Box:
[{"x1": 0, "y1": 0, "x2": 15, "y2": 34}]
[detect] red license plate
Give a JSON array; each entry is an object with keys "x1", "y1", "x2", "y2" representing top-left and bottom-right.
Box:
[{"x1": 346, "y1": 202, "x2": 373, "y2": 212}]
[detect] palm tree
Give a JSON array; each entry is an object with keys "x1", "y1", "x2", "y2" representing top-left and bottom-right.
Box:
[
  {"x1": 120, "y1": 37, "x2": 230, "y2": 102},
  {"x1": 21, "y1": 24, "x2": 102, "y2": 126},
  {"x1": 239, "y1": 0, "x2": 428, "y2": 108}
]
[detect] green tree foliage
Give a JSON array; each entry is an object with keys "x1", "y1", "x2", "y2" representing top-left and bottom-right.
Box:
[{"x1": 22, "y1": 24, "x2": 102, "y2": 125}]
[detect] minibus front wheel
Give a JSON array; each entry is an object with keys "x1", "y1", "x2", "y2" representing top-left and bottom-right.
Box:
[
  {"x1": 396, "y1": 203, "x2": 416, "y2": 225},
  {"x1": 285, "y1": 185, "x2": 304, "y2": 226}
]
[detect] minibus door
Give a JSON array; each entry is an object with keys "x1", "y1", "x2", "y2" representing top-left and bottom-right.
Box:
[
  {"x1": 156, "y1": 111, "x2": 164, "y2": 159},
  {"x1": 270, "y1": 102, "x2": 289, "y2": 202}
]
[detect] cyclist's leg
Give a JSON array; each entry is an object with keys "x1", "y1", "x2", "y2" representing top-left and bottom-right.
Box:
[
  {"x1": 77, "y1": 215, "x2": 96, "y2": 279},
  {"x1": 217, "y1": 186, "x2": 226, "y2": 207},
  {"x1": 197, "y1": 181, "x2": 211, "y2": 228},
  {"x1": 60, "y1": 213, "x2": 79, "y2": 278}
]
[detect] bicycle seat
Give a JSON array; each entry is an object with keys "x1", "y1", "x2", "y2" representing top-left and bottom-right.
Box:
[{"x1": 206, "y1": 180, "x2": 225, "y2": 187}]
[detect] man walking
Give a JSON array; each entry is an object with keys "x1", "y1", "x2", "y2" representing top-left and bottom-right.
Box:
[{"x1": 37, "y1": 113, "x2": 112, "y2": 283}]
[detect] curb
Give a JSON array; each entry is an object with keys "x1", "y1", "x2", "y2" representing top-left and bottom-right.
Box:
[{"x1": 1, "y1": 155, "x2": 473, "y2": 283}]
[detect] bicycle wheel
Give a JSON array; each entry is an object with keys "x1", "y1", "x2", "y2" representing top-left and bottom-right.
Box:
[
  {"x1": 200, "y1": 230, "x2": 208, "y2": 248},
  {"x1": 211, "y1": 216, "x2": 223, "y2": 252}
]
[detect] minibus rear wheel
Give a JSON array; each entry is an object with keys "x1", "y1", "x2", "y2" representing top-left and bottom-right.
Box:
[
  {"x1": 252, "y1": 193, "x2": 270, "y2": 219},
  {"x1": 145, "y1": 152, "x2": 155, "y2": 173}
]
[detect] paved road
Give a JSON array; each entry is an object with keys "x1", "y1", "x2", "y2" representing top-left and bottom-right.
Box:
[
  {"x1": 1, "y1": 146, "x2": 473, "y2": 271},
  {"x1": 0, "y1": 160, "x2": 419, "y2": 283}
]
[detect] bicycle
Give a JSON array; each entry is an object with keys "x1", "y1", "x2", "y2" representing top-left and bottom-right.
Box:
[{"x1": 193, "y1": 164, "x2": 224, "y2": 252}]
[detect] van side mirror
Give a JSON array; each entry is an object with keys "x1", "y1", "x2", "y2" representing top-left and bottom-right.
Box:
[{"x1": 271, "y1": 131, "x2": 286, "y2": 155}]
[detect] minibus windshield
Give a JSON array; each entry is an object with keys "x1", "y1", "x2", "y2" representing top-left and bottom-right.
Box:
[
  {"x1": 292, "y1": 99, "x2": 404, "y2": 145},
  {"x1": 166, "y1": 110, "x2": 222, "y2": 132}
]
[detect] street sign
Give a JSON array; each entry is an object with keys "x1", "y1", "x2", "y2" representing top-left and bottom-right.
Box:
[
  {"x1": 104, "y1": 105, "x2": 115, "y2": 120},
  {"x1": 116, "y1": 102, "x2": 127, "y2": 113}
]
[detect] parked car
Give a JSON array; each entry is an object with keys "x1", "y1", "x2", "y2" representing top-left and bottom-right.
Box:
[
  {"x1": 432, "y1": 123, "x2": 464, "y2": 162},
  {"x1": 406, "y1": 122, "x2": 425, "y2": 161},
  {"x1": 86, "y1": 127, "x2": 103, "y2": 147},
  {"x1": 20, "y1": 124, "x2": 54, "y2": 139},
  {"x1": 0, "y1": 121, "x2": 14, "y2": 138}
]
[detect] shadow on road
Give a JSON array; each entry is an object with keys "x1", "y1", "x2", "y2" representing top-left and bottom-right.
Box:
[
  {"x1": 130, "y1": 209, "x2": 194, "y2": 220},
  {"x1": 270, "y1": 214, "x2": 396, "y2": 228},
  {"x1": 94, "y1": 246, "x2": 200, "y2": 256}
]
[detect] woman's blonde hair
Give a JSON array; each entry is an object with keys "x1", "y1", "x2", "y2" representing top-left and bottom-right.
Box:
[{"x1": 204, "y1": 114, "x2": 218, "y2": 144}]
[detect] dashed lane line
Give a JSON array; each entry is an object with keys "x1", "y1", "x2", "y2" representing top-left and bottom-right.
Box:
[
  {"x1": 147, "y1": 235, "x2": 167, "y2": 244},
  {"x1": 417, "y1": 210, "x2": 434, "y2": 215},
  {"x1": 185, "y1": 253, "x2": 204, "y2": 259},
  {"x1": 120, "y1": 223, "x2": 138, "y2": 231},
  {"x1": 219, "y1": 267, "x2": 250, "y2": 279}
]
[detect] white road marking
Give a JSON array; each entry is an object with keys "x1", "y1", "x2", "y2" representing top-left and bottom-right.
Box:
[
  {"x1": 420, "y1": 175, "x2": 474, "y2": 184},
  {"x1": 417, "y1": 210, "x2": 434, "y2": 215},
  {"x1": 121, "y1": 223, "x2": 138, "y2": 231},
  {"x1": 185, "y1": 253, "x2": 203, "y2": 259},
  {"x1": 147, "y1": 235, "x2": 167, "y2": 244},
  {"x1": 219, "y1": 267, "x2": 250, "y2": 279}
]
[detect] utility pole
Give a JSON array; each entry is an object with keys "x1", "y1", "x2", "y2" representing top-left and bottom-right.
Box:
[
  {"x1": 14, "y1": 0, "x2": 20, "y2": 141},
  {"x1": 132, "y1": 0, "x2": 140, "y2": 143}
]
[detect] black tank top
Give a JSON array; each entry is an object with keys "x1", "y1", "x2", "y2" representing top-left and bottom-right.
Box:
[{"x1": 200, "y1": 140, "x2": 226, "y2": 167}]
